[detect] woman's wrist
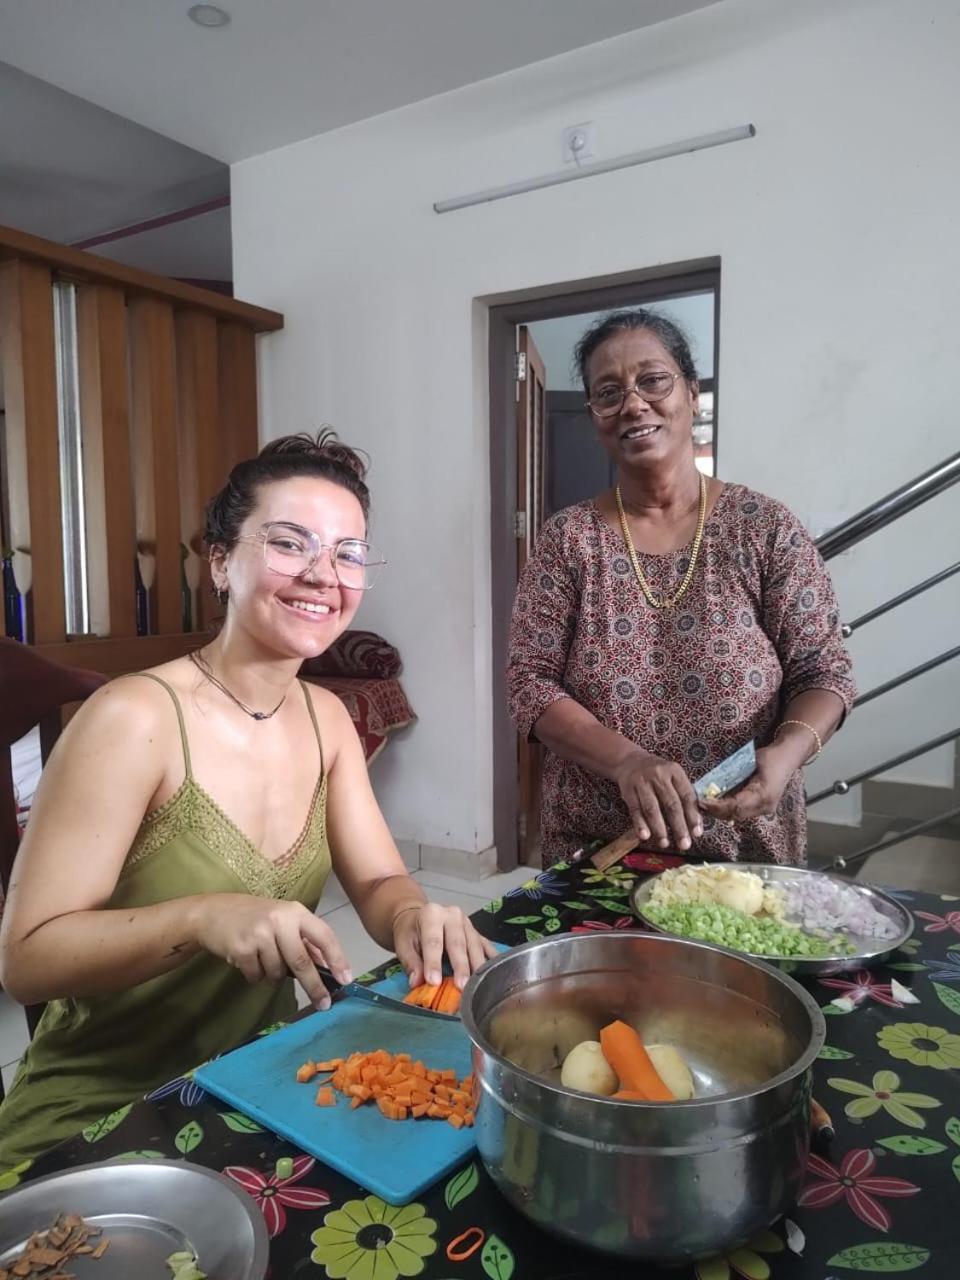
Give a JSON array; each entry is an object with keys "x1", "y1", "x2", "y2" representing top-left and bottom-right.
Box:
[
  {"x1": 611, "y1": 741, "x2": 652, "y2": 779},
  {"x1": 390, "y1": 902, "x2": 424, "y2": 933},
  {"x1": 185, "y1": 894, "x2": 212, "y2": 949},
  {"x1": 769, "y1": 721, "x2": 820, "y2": 769}
]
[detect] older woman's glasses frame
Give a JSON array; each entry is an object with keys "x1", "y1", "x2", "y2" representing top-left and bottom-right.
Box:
[
  {"x1": 236, "y1": 522, "x2": 386, "y2": 590},
  {"x1": 586, "y1": 371, "x2": 683, "y2": 418}
]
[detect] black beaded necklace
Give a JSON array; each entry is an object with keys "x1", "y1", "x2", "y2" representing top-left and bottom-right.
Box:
[{"x1": 189, "y1": 649, "x2": 286, "y2": 721}]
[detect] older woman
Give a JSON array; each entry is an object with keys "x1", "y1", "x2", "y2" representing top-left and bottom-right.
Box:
[
  {"x1": 0, "y1": 432, "x2": 495, "y2": 1169},
  {"x1": 507, "y1": 310, "x2": 855, "y2": 868}
]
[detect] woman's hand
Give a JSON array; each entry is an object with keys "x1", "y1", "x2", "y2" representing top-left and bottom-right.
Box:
[
  {"x1": 697, "y1": 745, "x2": 795, "y2": 824},
  {"x1": 613, "y1": 750, "x2": 703, "y2": 851},
  {"x1": 192, "y1": 894, "x2": 352, "y2": 1011},
  {"x1": 393, "y1": 902, "x2": 499, "y2": 992}
]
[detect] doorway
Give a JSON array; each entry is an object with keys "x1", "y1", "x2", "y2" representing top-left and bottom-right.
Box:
[{"x1": 488, "y1": 262, "x2": 720, "y2": 870}]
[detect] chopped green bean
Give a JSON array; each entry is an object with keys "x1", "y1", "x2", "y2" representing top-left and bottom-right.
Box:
[{"x1": 644, "y1": 902, "x2": 852, "y2": 957}]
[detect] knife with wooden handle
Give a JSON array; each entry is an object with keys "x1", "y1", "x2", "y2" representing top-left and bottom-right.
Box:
[{"x1": 568, "y1": 741, "x2": 758, "y2": 873}]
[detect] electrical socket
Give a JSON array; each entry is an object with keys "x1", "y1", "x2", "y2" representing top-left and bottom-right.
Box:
[{"x1": 562, "y1": 122, "x2": 594, "y2": 164}]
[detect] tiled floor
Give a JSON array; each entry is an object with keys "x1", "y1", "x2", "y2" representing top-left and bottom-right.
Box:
[{"x1": 0, "y1": 864, "x2": 535, "y2": 1087}]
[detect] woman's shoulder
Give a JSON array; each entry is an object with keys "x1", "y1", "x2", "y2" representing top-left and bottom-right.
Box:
[
  {"x1": 537, "y1": 500, "x2": 603, "y2": 547},
  {"x1": 48, "y1": 666, "x2": 180, "y2": 773},
  {"x1": 98, "y1": 660, "x2": 196, "y2": 720},
  {"x1": 716, "y1": 482, "x2": 808, "y2": 538}
]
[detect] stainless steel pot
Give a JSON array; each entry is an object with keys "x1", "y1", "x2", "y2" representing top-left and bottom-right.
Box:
[{"x1": 460, "y1": 931, "x2": 825, "y2": 1263}]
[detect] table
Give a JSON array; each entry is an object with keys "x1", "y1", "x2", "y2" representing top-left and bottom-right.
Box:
[{"x1": 9, "y1": 854, "x2": 960, "y2": 1278}]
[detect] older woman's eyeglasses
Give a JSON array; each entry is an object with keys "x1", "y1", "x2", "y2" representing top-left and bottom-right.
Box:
[
  {"x1": 587, "y1": 371, "x2": 682, "y2": 418},
  {"x1": 238, "y1": 522, "x2": 386, "y2": 590}
]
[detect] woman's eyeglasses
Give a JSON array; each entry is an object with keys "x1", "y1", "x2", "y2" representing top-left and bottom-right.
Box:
[
  {"x1": 586, "y1": 371, "x2": 682, "y2": 418},
  {"x1": 237, "y1": 523, "x2": 386, "y2": 590}
]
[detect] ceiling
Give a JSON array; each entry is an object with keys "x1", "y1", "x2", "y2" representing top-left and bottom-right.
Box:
[
  {"x1": 0, "y1": 0, "x2": 721, "y2": 164},
  {"x1": 0, "y1": 59, "x2": 228, "y2": 246}
]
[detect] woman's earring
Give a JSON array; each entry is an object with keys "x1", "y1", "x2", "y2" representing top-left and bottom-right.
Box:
[{"x1": 214, "y1": 585, "x2": 227, "y2": 604}]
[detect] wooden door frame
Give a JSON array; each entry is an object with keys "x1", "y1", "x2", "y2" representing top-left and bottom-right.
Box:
[{"x1": 487, "y1": 259, "x2": 721, "y2": 869}]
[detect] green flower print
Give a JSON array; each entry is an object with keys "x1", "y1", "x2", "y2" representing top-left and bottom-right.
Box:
[
  {"x1": 695, "y1": 1228, "x2": 784, "y2": 1280},
  {"x1": 828, "y1": 1070, "x2": 940, "y2": 1128},
  {"x1": 311, "y1": 1195, "x2": 437, "y2": 1280},
  {"x1": 878, "y1": 1022, "x2": 960, "y2": 1069},
  {"x1": 0, "y1": 1159, "x2": 32, "y2": 1191}
]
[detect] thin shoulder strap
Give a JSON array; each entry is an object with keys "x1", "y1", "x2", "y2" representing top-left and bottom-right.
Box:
[
  {"x1": 299, "y1": 679, "x2": 325, "y2": 778},
  {"x1": 126, "y1": 672, "x2": 193, "y2": 781}
]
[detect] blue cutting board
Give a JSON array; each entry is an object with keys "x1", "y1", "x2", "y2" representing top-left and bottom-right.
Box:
[{"x1": 194, "y1": 970, "x2": 476, "y2": 1204}]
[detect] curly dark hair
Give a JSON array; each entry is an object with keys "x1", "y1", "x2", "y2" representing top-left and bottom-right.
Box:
[
  {"x1": 573, "y1": 308, "x2": 699, "y2": 394},
  {"x1": 203, "y1": 429, "x2": 370, "y2": 549}
]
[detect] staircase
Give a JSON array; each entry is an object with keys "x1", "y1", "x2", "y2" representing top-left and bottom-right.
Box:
[{"x1": 806, "y1": 451, "x2": 960, "y2": 894}]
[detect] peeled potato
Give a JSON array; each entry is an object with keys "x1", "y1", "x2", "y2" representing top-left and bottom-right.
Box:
[
  {"x1": 646, "y1": 1043, "x2": 696, "y2": 1100},
  {"x1": 711, "y1": 869, "x2": 765, "y2": 916},
  {"x1": 560, "y1": 1040, "x2": 618, "y2": 1096}
]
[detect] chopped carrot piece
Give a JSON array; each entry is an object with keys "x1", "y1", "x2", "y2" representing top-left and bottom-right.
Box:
[{"x1": 296, "y1": 1047, "x2": 474, "y2": 1127}]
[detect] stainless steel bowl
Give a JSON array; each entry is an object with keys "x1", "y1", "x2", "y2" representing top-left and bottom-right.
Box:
[
  {"x1": 632, "y1": 862, "x2": 914, "y2": 976},
  {"x1": 460, "y1": 931, "x2": 825, "y2": 1263}
]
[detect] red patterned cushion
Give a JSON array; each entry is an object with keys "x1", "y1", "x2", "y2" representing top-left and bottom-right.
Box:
[{"x1": 301, "y1": 630, "x2": 401, "y2": 680}]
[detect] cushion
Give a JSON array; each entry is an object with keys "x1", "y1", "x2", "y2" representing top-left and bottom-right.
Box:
[{"x1": 300, "y1": 630, "x2": 401, "y2": 680}]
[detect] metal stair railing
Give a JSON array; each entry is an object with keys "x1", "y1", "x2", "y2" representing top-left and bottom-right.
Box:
[
  {"x1": 806, "y1": 451, "x2": 960, "y2": 876},
  {"x1": 808, "y1": 727, "x2": 960, "y2": 804},
  {"x1": 833, "y1": 808, "x2": 960, "y2": 872},
  {"x1": 816, "y1": 450, "x2": 960, "y2": 560},
  {"x1": 841, "y1": 560, "x2": 960, "y2": 638}
]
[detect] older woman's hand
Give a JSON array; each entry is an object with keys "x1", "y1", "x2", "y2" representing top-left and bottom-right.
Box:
[
  {"x1": 697, "y1": 745, "x2": 795, "y2": 824},
  {"x1": 614, "y1": 750, "x2": 704, "y2": 851},
  {"x1": 393, "y1": 902, "x2": 499, "y2": 992}
]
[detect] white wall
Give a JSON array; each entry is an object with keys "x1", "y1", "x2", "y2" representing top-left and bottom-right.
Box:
[{"x1": 232, "y1": 0, "x2": 960, "y2": 858}]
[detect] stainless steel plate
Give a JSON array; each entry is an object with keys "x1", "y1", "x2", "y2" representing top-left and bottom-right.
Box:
[
  {"x1": 631, "y1": 862, "x2": 914, "y2": 976},
  {"x1": 0, "y1": 1160, "x2": 269, "y2": 1280}
]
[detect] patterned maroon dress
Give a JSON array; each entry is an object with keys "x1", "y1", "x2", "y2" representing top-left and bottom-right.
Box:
[{"x1": 507, "y1": 484, "x2": 856, "y2": 867}]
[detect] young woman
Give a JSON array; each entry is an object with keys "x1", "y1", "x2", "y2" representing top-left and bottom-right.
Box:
[{"x1": 0, "y1": 433, "x2": 495, "y2": 1168}]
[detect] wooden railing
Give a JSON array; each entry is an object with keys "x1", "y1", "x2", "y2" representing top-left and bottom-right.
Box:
[{"x1": 0, "y1": 221, "x2": 283, "y2": 674}]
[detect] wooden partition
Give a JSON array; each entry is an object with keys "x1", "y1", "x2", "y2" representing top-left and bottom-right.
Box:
[{"x1": 0, "y1": 221, "x2": 283, "y2": 678}]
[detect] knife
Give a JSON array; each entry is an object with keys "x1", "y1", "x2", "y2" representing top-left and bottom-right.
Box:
[
  {"x1": 316, "y1": 968, "x2": 460, "y2": 1022},
  {"x1": 569, "y1": 740, "x2": 758, "y2": 871},
  {"x1": 692, "y1": 739, "x2": 757, "y2": 800}
]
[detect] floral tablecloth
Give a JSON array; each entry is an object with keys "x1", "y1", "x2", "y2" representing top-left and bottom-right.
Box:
[{"x1": 7, "y1": 856, "x2": 960, "y2": 1279}]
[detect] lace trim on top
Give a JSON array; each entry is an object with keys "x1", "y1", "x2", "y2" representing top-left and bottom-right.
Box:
[{"x1": 125, "y1": 774, "x2": 328, "y2": 899}]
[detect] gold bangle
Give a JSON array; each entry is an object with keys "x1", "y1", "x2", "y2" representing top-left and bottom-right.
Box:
[{"x1": 774, "y1": 719, "x2": 823, "y2": 764}]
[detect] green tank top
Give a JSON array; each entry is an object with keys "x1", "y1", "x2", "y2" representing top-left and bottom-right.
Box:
[{"x1": 0, "y1": 674, "x2": 331, "y2": 1171}]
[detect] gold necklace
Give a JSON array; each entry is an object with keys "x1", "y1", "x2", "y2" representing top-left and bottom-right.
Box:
[
  {"x1": 615, "y1": 473, "x2": 707, "y2": 609},
  {"x1": 189, "y1": 649, "x2": 286, "y2": 721}
]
